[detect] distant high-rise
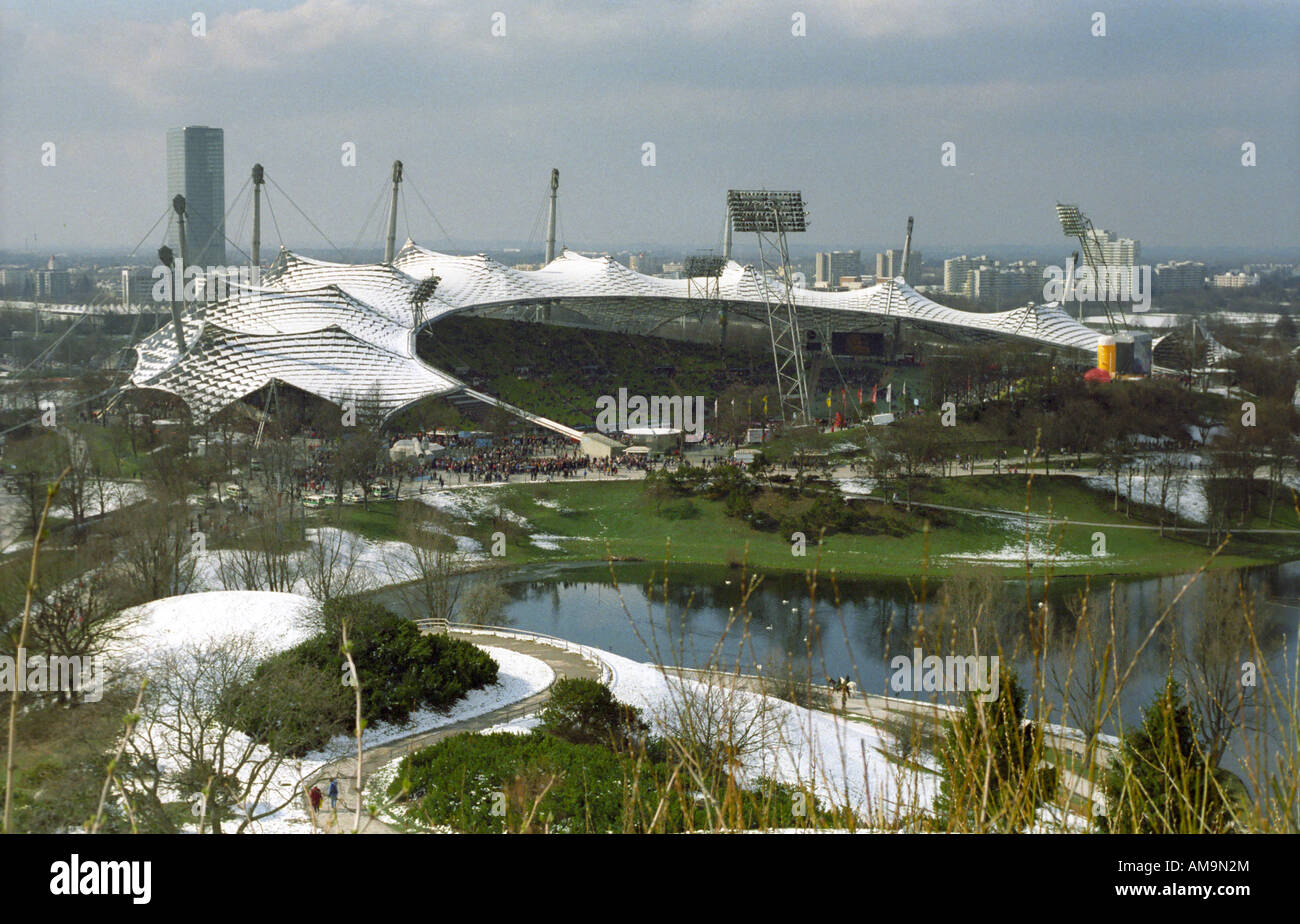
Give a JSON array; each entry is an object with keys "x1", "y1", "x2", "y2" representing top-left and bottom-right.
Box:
[
  {"x1": 943, "y1": 255, "x2": 978, "y2": 295},
  {"x1": 875, "y1": 248, "x2": 921, "y2": 284},
  {"x1": 1154, "y1": 260, "x2": 1206, "y2": 294},
  {"x1": 815, "y1": 250, "x2": 860, "y2": 288},
  {"x1": 1083, "y1": 228, "x2": 1140, "y2": 291},
  {"x1": 166, "y1": 126, "x2": 226, "y2": 267}
]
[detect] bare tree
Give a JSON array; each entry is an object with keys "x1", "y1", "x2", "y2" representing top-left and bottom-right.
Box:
[
  {"x1": 214, "y1": 503, "x2": 300, "y2": 593},
  {"x1": 1046, "y1": 581, "x2": 1134, "y2": 757},
  {"x1": 649, "y1": 671, "x2": 777, "y2": 829},
  {"x1": 1151, "y1": 444, "x2": 1190, "y2": 536},
  {"x1": 25, "y1": 551, "x2": 138, "y2": 705},
  {"x1": 117, "y1": 500, "x2": 197, "y2": 601},
  {"x1": 386, "y1": 505, "x2": 470, "y2": 620},
  {"x1": 1176, "y1": 573, "x2": 1259, "y2": 767},
  {"x1": 123, "y1": 634, "x2": 327, "y2": 834},
  {"x1": 300, "y1": 521, "x2": 371, "y2": 602}
]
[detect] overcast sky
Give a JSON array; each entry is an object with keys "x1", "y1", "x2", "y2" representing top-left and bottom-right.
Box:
[{"x1": 1, "y1": 0, "x2": 1296, "y2": 258}]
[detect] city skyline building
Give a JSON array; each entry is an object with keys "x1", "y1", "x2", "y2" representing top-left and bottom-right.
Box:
[
  {"x1": 1154, "y1": 260, "x2": 1206, "y2": 293},
  {"x1": 816, "y1": 250, "x2": 861, "y2": 288},
  {"x1": 166, "y1": 126, "x2": 226, "y2": 269},
  {"x1": 875, "y1": 248, "x2": 921, "y2": 285}
]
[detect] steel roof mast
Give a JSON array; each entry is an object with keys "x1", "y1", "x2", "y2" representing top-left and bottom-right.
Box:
[{"x1": 384, "y1": 160, "x2": 403, "y2": 264}]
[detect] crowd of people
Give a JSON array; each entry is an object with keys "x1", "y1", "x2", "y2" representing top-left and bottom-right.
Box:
[{"x1": 284, "y1": 422, "x2": 759, "y2": 497}]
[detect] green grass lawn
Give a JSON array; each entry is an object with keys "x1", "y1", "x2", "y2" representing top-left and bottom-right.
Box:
[
  {"x1": 477, "y1": 476, "x2": 1293, "y2": 577},
  {"x1": 292, "y1": 474, "x2": 1297, "y2": 579}
]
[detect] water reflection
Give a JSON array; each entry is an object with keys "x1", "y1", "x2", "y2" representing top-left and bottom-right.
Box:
[{"x1": 373, "y1": 557, "x2": 1300, "y2": 762}]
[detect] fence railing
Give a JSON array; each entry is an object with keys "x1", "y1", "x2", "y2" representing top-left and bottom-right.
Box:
[{"x1": 414, "y1": 619, "x2": 616, "y2": 687}]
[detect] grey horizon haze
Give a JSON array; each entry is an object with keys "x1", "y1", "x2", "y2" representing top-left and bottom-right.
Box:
[{"x1": 0, "y1": 0, "x2": 1296, "y2": 257}]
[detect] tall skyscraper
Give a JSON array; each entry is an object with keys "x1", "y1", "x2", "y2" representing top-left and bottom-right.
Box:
[{"x1": 166, "y1": 126, "x2": 226, "y2": 267}]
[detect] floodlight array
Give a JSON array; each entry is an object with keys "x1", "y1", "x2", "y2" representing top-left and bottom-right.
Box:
[
  {"x1": 684, "y1": 255, "x2": 727, "y2": 277},
  {"x1": 726, "y1": 190, "x2": 808, "y2": 233},
  {"x1": 1056, "y1": 203, "x2": 1086, "y2": 237}
]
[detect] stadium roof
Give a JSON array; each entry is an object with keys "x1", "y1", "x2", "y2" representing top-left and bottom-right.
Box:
[{"x1": 128, "y1": 241, "x2": 1101, "y2": 425}]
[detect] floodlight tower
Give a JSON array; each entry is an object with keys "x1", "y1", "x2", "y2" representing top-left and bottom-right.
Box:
[
  {"x1": 726, "y1": 189, "x2": 812, "y2": 425},
  {"x1": 172, "y1": 194, "x2": 188, "y2": 283},
  {"x1": 157, "y1": 244, "x2": 185, "y2": 354},
  {"x1": 1056, "y1": 203, "x2": 1124, "y2": 333},
  {"x1": 685, "y1": 254, "x2": 727, "y2": 351}
]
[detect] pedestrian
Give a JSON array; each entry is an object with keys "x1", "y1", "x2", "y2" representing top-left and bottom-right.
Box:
[
  {"x1": 328, "y1": 778, "x2": 339, "y2": 812},
  {"x1": 309, "y1": 784, "x2": 322, "y2": 816}
]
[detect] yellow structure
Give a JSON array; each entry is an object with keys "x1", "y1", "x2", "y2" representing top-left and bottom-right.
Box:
[{"x1": 1097, "y1": 335, "x2": 1117, "y2": 375}]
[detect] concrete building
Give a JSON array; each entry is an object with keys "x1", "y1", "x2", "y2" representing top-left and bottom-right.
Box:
[
  {"x1": 33, "y1": 257, "x2": 70, "y2": 300},
  {"x1": 121, "y1": 268, "x2": 157, "y2": 306},
  {"x1": 815, "y1": 250, "x2": 861, "y2": 288},
  {"x1": 629, "y1": 253, "x2": 661, "y2": 275},
  {"x1": 943, "y1": 255, "x2": 980, "y2": 295},
  {"x1": 969, "y1": 265, "x2": 1033, "y2": 303},
  {"x1": 166, "y1": 126, "x2": 226, "y2": 268},
  {"x1": 0, "y1": 269, "x2": 31, "y2": 298},
  {"x1": 875, "y1": 249, "x2": 921, "y2": 285},
  {"x1": 943, "y1": 255, "x2": 1038, "y2": 306},
  {"x1": 1212, "y1": 271, "x2": 1260, "y2": 289},
  {"x1": 1153, "y1": 261, "x2": 1206, "y2": 294},
  {"x1": 1084, "y1": 229, "x2": 1141, "y2": 291}
]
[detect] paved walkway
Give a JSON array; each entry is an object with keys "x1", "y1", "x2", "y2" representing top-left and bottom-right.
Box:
[{"x1": 305, "y1": 631, "x2": 603, "y2": 834}]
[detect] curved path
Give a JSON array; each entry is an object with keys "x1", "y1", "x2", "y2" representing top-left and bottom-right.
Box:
[{"x1": 306, "y1": 631, "x2": 603, "y2": 834}]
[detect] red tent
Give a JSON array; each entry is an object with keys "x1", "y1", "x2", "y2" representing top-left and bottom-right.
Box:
[{"x1": 1083, "y1": 367, "x2": 1111, "y2": 383}]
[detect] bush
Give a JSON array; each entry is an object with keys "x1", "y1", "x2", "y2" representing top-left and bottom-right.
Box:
[
  {"x1": 387, "y1": 731, "x2": 840, "y2": 833},
  {"x1": 934, "y1": 671, "x2": 1056, "y2": 832},
  {"x1": 660, "y1": 499, "x2": 699, "y2": 520},
  {"x1": 227, "y1": 598, "x2": 498, "y2": 755},
  {"x1": 1099, "y1": 676, "x2": 1235, "y2": 833},
  {"x1": 538, "y1": 678, "x2": 648, "y2": 748}
]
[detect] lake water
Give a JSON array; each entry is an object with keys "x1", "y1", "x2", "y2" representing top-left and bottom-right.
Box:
[{"x1": 380, "y1": 558, "x2": 1300, "y2": 742}]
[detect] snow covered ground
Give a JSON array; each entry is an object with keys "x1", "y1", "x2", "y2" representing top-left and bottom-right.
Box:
[
  {"x1": 187, "y1": 526, "x2": 486, "y2": 597},
  {"x1": 413, "y1": 485, "x2": 530, "y2": 526},
  {"x1": 944, "y1": 539, "x2": 1099, "y2": 565},
  {"x1": 112, "y1": 590, "x2": 319, "y2": 669},
  {"x1": 57, "y1": 480, "x2": 149, "y2": 518},
  {"x1": 599, "y1": 650, "x2": 938, "y2": 821},
  {"x1": 1084, "y1": 468, "x2": 1209, "y2": 523},
  {"x1": 105, "y1": 597, "x2": 1091, "y2": 833},
  {"x1": 457, "y1": 631, "x2": 943, "y2": 823},
  {"x1": 838, "y1": 476, "x2": 877, "y2": 497},
  {"x1": 939, "y1": 512, "x2": 1102, "y2": 566},
  {"x1": 107, "y1": 591, "x2": 554, "y2": 834},
  {"x1": 374, "y1": 638, "x2": 950, "y2": 829}
]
